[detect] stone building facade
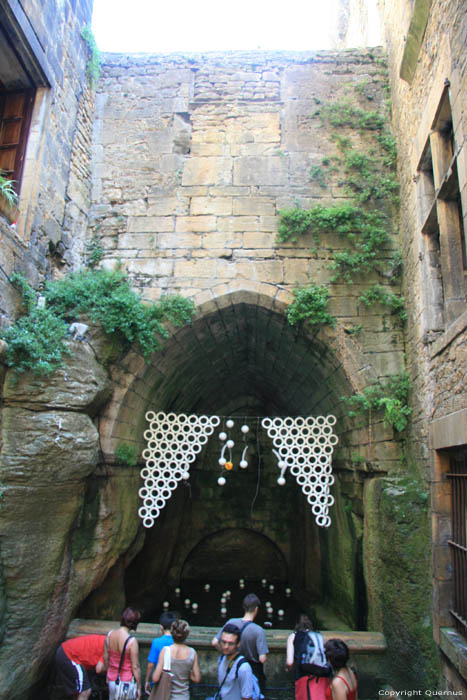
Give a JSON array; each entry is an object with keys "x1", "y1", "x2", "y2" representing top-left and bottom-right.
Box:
[{"x1": 0, "y1": 0, "x2": 465, "y2": 697}]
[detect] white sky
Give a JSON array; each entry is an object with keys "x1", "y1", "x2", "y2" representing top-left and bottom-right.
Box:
[{"x1": 91, "y1": 0, "x2": 340, "y2": 53}]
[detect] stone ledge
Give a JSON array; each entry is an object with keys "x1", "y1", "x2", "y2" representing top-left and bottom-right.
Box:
[
  {"x1": 68, "y1": 619, "x2": 386, "y2": 654},
  {"x1": 430, "y1": 310, "x2": 467, "y2": 359},
  {"x1": 439, "y1": 627, "x2": 467, "y2": 682}
]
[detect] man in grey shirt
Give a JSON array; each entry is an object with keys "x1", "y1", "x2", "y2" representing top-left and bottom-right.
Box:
[
  {"x1": 217, "y1": 624, "x2": 254, "y2": 700},
  {"x1": 212, "y1": 593, "x2": 268, "y2": 695}
]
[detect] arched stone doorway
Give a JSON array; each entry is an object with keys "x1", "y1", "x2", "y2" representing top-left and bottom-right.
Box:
[{"x1": 82, "y1": 287, "x2": 373, "y2": 630}]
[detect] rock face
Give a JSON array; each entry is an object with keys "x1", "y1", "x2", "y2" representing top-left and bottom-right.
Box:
[{"x1": 0, "y1": 341, "x2": 144, "y2": 699}]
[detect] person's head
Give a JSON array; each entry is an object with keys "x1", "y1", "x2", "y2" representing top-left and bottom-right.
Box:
[
  {"x1": 220, "y1": 623, "x2": 241, "y2": 658},
  {"x1": 242, "y1": 593, "x2": 261, "y2": 613},
  {"x1": 324, "y1": 638, "x2": 349, "y2": 670},
  {"x1": 120, "y1": 607, "x2": 141, "y2": 631},
  {"x1": 171, "y1": 619, "x2": 190, "y2": 644},
  {"x1": 295, "y1": 614, "x2": 313, "y2": 632},
  {"x1": 160, "y1": 611, "x2": 178, "y2": 632}
]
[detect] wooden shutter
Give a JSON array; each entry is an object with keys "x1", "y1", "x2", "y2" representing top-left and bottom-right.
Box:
[{"x1": 0, "y1": 89, "x2": 34, "y2": 194}]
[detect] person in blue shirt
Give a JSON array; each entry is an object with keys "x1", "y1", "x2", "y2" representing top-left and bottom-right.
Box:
[{"x1": 144, "y1": 611, "x2": 178, "y2": 695}]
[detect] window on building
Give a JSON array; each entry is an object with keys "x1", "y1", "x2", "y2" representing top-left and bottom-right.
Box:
[
  {"x1": 417, "y1": 82, "x2": 467, "y2": 326},
  {"x1": 447, "y1": 447, "x2": 467, "y2": 635},
  {"x1": 0, "y1": 89, "x2": 35, "y2": 195}
]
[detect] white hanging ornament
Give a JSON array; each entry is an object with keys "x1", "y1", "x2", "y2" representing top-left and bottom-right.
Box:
[
  {"x1": 226, "y1": 439, "x2": 235, "y2": 449},
  {"x1": 240, "y1": 445, "x2": 248, "y2": 469},
  {"x1": 218, "y1": 457, "x2": 227, "y2": 466},
  {"x1": 226, "y1": 419, "x2": 234, "y2": 429},
  {"x1": 219, "y1": 432, "x2": 227, "y2": 441},
  {"x1": 277, "y1": 476, "x2": 286, "y2": 485},
  {"x1": 218, "y1": 476, "x2": 226, "y2": 486},
  {"x1": 241, "y1": 424, "x2": 249, "y2": 434}
]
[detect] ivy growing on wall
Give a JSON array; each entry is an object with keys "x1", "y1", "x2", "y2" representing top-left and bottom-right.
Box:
[
  {"x1": 1, "y1": 269, "x2": 196, "y2": 375},
  {"x1": 341, "y1": 372, "x2": 412, "y2": 432}
]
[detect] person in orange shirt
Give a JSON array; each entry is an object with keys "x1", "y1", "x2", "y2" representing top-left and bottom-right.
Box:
[{"x1": 55, "y1": 634, "x2": 106, "y2": 700}]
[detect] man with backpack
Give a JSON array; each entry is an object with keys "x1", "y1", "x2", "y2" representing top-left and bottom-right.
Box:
[
  {"x1": 286, "y1": 614, "x2": 331, "y2": 700},
  {"x1": 216, "y1": 623, "x2": 257, "y2": 700},
  {"x1": 212, "y1": 593, "x2": 268, "y2": 697}
]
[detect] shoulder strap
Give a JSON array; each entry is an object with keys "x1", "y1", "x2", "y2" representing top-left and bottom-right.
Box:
[
  {"x1": 163, "y1": 646, "x2": 171, "y2": 672},
  {"x1": 117, "y1": 635, "x2": 133, "y2": 680},
  {"x1": 308, "y1": 631, "x2": 325, "y2": 662},
  {"x1": 234, "y1": 655, "x2": 248, "y2": 678},
  {"x1": 217, "y1": 653, "x2": 240, "y2": 699},
  {"x1": 335, "y1": 675, "x2": 351, "y2": 691},
  {"x1": 239, "y1": 621, "x2": 253, "y2": 638}
]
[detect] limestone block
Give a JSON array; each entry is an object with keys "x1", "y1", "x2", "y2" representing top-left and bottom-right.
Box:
[
  {"x1": 243, "y1": 232, "x2": 276, "y2": 248},
  {"x1": 233, "y1": 156, "x2": 287, "y2": 186},
  {"x1": 157, "y1": 232, "x2": 202, "y2": 249},
  {"x1": 127, "y1": 216, "x2": 174, "y2": 233},
  {"x1": 174, "y1": 259, "x2": 218, "y2": 278},
  {"x1": 146, "y1": 197, "x2": 189, "y2": 216},
  {"x1": 175, "y1": 215, "x2": 217, "y2": 232},
  {"x1": 203, "y1": 232, "x2": 243, "y2": 249},
  {"x1": 182, "y1": 157, "x2": 233, "y2": 186},
  {"x1": 191, "y1": 143, "x2": 230, "y2": 157},
  {"x1": 284, "y1": 259, "x2": 310, "y2": 285},
  {"x1": 126, "y1": 258, "x2": 174, "y2": 276},
  {"x1": 217, "y1": 216, "x2": 259, "y2": 232},
  {"x1": 233, "y1": 197, "x2": 275, "y2": 216},
  {"x1": 190, "y1": 197, "x2": 232, "y2": 215},
  {"x1": 1, "y1": 408, "x2": 100, "y2": 485},
  {"x1": 237, "y1": 260, "x2": 284, "y2": 283}
]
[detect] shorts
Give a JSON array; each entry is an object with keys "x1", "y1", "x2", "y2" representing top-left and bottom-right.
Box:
[{"x1": 55, "y1": 644, "x2": 91, "y2": 695}]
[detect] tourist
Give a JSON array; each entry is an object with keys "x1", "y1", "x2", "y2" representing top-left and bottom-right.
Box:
[
  {"x1": 216, "y1": 623, "x2": 254, "y2": 700},
  {"x1": 144, "y1": 610, "x2": 179, "y2": 695},
  {"x1": 286, "y1": 614, "x2": 331, "y2": 700},
  {"x1": 212, "y1": 593, "x2": 268, "y2": 696},
  {"x1": 323, "y1": 639, "x2": 357, "y2": 700},
  {"x1": 152, "y1": 619, "x2": 201, "y2": 700},
  {"x1": 104, "y1": 606, "x2": 141, "y2": 699},
  {"x1": 55, "y1": 633, "x2": 106, "y2": 700}
]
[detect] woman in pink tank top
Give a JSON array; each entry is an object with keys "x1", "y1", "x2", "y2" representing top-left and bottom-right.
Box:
[
  {"x1": 104, "y1": 606, "x2": 142, "y2": 699},
  {"x1": 324, "y1": 639, "x2": 358, "y2": 700}
]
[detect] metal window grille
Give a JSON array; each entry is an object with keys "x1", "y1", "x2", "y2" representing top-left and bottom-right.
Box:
[{"x1": 447, "y1": 447, "x2": 467, "y2": 634}]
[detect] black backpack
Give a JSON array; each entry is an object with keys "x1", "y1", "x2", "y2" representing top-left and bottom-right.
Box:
[{"x1": 295, "y1": 630, "x2": 332, "y2": 677}]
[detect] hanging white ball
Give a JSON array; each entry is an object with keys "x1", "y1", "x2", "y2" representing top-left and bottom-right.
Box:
[
  {"x1": 221, "y1": 606, "x2": 227, "y2": 614},
  {"x1": 226, "y1": 590, "x2": 231, "y2": 596},
  {"x1": 192, "y1": 602, "x2": 198, "y2": 610},
  {"x1": 241, "y1": 425, "x2": 249, "y2": 434},
  {"x1": 218, "y1": 457, "x2": 227, "y2": 466},
  {"x1": 226, "y1": 419, "x2": 234, "y2": 429},
  {"x1": 204, "y1": 584, "x2": 210, "y2": 592},
  {"x1": 269, "y1": 584, "x2": 275, "y2": 592},
  {"x1": 265, "y1": 601, "x2": 271, "y2": 607},
  {"x1": 240, "y1": 460, "x2": 248, "y2": 469},
  {"x1": 219, "y1": 432, "x2": 227, "y2": 441},
  {"x1": 285, "y1": 587, "x2": 291, "y2": 596},
  {"x1": 218, "y1": 476, "x2": 226, "y2": 486},
  {"x1": 278, "y1": 461, "x2": 286, "y2": 469},
  {"x1": 278, "y1": 609, "x2": 284, "y2": 616},
  {"x1": 239, "y1": 578, "x2": 244, "y2": 584},
  {"x1": 239, "y1": 582, "x2": 245, "y2": 588},
  {"x1": 226, "y1": 439, "x2": 235, "y2": 449},
  {"x1": 267, "y1": 608, "x2": 273, "y2": 615},
  {"x1": 261, "y1": 579, "x2": 267, "y2": 586},
  {"x1": 175, "y1": 587, "x2": 181, "y2": 596},
  {"x1": 163, "y1": 601, "x2": 169, "y2": 608},
  {"x1": 184, "y1": 598, "x2": 190, "y2": 606},
  {"x1": 182, "y1": 471, "x2": 190, "y2": 480},
  {"x1": 277, "y1": 476, "x2": 286, "y2": 486}
]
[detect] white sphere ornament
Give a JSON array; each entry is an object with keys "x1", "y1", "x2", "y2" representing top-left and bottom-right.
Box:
[
  {"x1": 218, "y1": 476, "x2": 226, "y2": 486},
  {"x1": 277, "y1": 476, "x2": 286, "y2": 486},
  {"x1": 278, "y1": 609, "x2": 284, "y2": 616},
  {"x1": 175, "y1": 587, "x2": 181, "y2": 596},
  {"x1": 241, "y1": 424, "x2": 249, "y2": 434},
  {"x1": 182, "y1": 471, "x2": 190, "y2": 480},
  {"x1": 219, "y1": 432, "x2": 227, "y2": 441},
  {"x1": 184, "y1": 598, "x2": 190, "y2": 606},
  {"x1": 285, "y1": 587, "x2": 291, "y2": 597},
  {"x1": 226, "y1": 439, "x2": 235, "y2": 449},
  {"x1": 261, "y1": 579, "x2": 267, "y2": 586},
  {"x1": 192, "y1": 602, "x2": 198, "y2": 610},
  {"x1": 221, "y1": 606, "x2": 227, "y2": 614},
  {"x1": 226, "y1": 419, "x2": 234, "y2": 429},
  {"x1": 278, "y1": 461, "x2": 286, "y2": 469},
  {"x1": 240, "y1": 460, "x2": 248, "y2": 469},
  {"x1": 204, "y1": 584, "x2": 210, "y2": 592},
  {"x1": 218, "y1": 457, "x2": 227, "y2": 466},
  {"x1": 269, "y1": 584, "x2": 275, "y2": 592},
  {"x1": 163, "y1": 601, "x2": 169, "y2": 608}
]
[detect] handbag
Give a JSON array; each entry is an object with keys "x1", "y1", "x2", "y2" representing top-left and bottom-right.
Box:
[
  {"x1": 150, "y1": 646, "x2": 173, "y2": 700},
  {"x1": 114, "y1": 635, "x2": 139, "y2": 700},
  {"x1": 295, "y1": 674, "x2": 331, "y2": 700}
]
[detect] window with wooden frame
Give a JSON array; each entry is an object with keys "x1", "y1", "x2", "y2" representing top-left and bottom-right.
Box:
[
  {"x1": 417, "y1": 82, "x2": 467, "y2": 326},
  {"x1": 446, "y1": 447, "x2": 467, "y2": 636},
  {"x1": 0, "y1": 89, "x2": 35, "y2": 195}
]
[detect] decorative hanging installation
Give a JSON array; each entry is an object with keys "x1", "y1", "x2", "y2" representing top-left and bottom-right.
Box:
[
  {"x1": 261, "y1": 415, "x2": 338, "y2": 528},
  {"x1": 139, "y1": 412, "x2": 220, "y2": 528},
  {"x1": 140, "y1": 412, "x2": 338, "y2": 528}
]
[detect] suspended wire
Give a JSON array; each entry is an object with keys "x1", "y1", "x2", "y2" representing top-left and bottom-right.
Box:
[{"x1": 250, "y1": 417, "x2": 262, "y2": 528}]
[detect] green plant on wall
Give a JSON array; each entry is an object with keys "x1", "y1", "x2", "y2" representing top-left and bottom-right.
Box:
[
  {"x1": 287, "y1": 284, "x2": 336, "y2": 328},
  {"x1": 0, "y1": 170, "x2": 18, "y2": 208},
  {"x1": 342, "y1": 372, "x2": 412, "y2": 432},
  {"x1": 1, "y1": 269, "x2": 196, "y2": 375},
  {"x1": 115, "y1": 443, "x2": 139, "y2": 466},
  {"x1": 85, "y1": 236, "x2": 104, "y2": 268},
  {"x1": 81, "y1": 25, "x2": 100, "y2": 89},
  {"x1": 359, "y1": 284, "x2": 407, "y2": 322}
]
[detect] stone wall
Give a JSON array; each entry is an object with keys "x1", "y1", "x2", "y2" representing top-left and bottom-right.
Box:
[
  {"x1": 380, "y1": 0, "x2": 467, "y2": 690},
  {"x1": 0, "y1": 0, "x2": 94, "y2": 324}
]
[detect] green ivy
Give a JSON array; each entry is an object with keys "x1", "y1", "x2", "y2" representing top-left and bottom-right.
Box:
[
  {"x1": 286, "y1": 284, "x2": 336, "y2": 328},
  {"x1": 0, "y1": 170, "x2": 18, "y2": 208},
  {"x1": 342, "y1": 372, "x2": 412, "y2": 432},
  {"x1": 81, "y1": 25, "x2": 100, "y2": 89},
  {"x1": 86, "y1": 237, "x2": 104, "y2": 268},
  {"x1": 359, "y1": 284, "x2": 407, "y2": 322},
  {"x1": 115, "y1": 443, "x2": 138, "y2": 466},
  {"x1": 1, "y1": 269, "x2": 196, "y2": 375}
]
